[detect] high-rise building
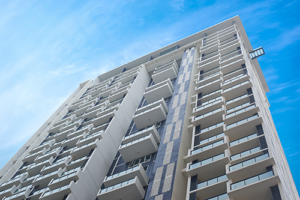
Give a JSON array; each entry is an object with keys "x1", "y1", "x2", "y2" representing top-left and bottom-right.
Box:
[{"x1": 0, "y1": 15, "x2": 298, "y2": 200}]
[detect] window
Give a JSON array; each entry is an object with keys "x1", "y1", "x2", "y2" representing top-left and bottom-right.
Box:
[{"x1": 128, "y1": 155, "x2": 152, "y2": 168}]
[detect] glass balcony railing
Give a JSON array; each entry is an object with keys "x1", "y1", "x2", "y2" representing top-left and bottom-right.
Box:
[
  {"x1": 230, "y1": 153, "x2": 269, "y2": 171},
  {"x1": 91, "y1": 122, "x2": 109, "y2": 130},
  {"x1": 27, "y1": 159, "x2": 49, "y2": 170},
  {"x1": 225, "y1": 104, "x2": 256, "y2": 118},
  {"x1": 231, "y1": 146, "x2": 261, "y2": 160},
  {"x1": 61, "y1": 167, "x2": 80, "y2": 177},
  {"x1": 195, "y1": 174, "x2": 227, "y2": 190},
  {"x1": 30, "y1": 187, "x2": 49, "y2": 196},
  {"x1": 205, "y1": 193, "x2": 229, "y2": 200},
  {"x1": 223, "y1": 80, "x2": 250, "y2": 93},
  {"x1": 100, "y1": 178, "x2": 135, "y2": 194},
  {"x1": 43, "y1": 159, "x2": 66, "y2": 171},
  {"x1": 106, "y1": 166, "x2": 139, "y2": 181},
  {"x1": 229, "y1": 133, "x2": 258, "y2": 146},
  {"x1": 124, "y1": 126, "x2": 153, "y2": 140},
  {"x1": 221, "y1": 50, "x2": 242, "y2": 62},
  {"x1": 135, "y1": 105, "x2": 162, "y2": 117},
  {"x1": 154, "y1": 63, "x2": 175, "y2": 74},
  {"x1": 200, "y1": 122, "x2": 224, "y2": 133},
  {"x1": 42, "y1": 184, "x2": 69, "y2": 197},
  {"x1": 202, "y1": 66, "x2": 219, "y2": 75},
  {"x1": 226, "y1": 114, "x2": 258, "y2": 129},
  {"x1": 226, "y1": 102, "x2": 251, "y2": 113},
  {"x1": 199, "y1": 72, "x2": 220, "y2": 82},
  {"x1": 23, "y1": 174, "x2": 39, "y2": 183},
  {"x1": 191, "y1": 140, "x2": 224, "y2": 155},
  {"x1": 14, "y1": 185, "x2": 32, "y2": 193},
  {"x1": 189, "y1": 153, "x2": 225, "y2": 169},
  {"x1": 199, "y1": 133, "x2": 224, "y2": 145},
  {"x1": 35, "y1": 171, "x2": 57, "y2": 182},
  {"x1": 24, "y1": 150, "x2": 41, "y2": 159},
  {"x1": 223, "y1": 67, "x2": 244, "y2": 77},
  {"x1": 201, "y1": 89, "x2": 222, "y2": 99},
  {"x1": 0, "y1": 188, "x2": 10, "y2": 195},
  {"x1": 197, "y1": 79, "x2": 220, "y2": 90},
  {"x1": 231, "y1": 171, "x2": 274, "y2": 190},
  {"x1": 68, "y1": 156, "x2": 88, "y2": 166},
  {"x1": 194, "y1": 107, "x2": 222, "y2": 121},
  {"x1": 3, "y1": 190, "x2": 27, "y2": 200},
  {"x1": 120, "y1": 135, "x2": 151, "y2": 148},
  {"x1": 202, "y1": 50, "x2": 219, "y2": 60},
  {"x1": 195, "y1": 98, "x2": 222, "y2": 112},
  {"x1": 226, "y1": 94, "x2": 248, "y2": 104},
  {"x1": 51, "y1": 172, "x2": 77, "y2": 185},
  {"x1": 223, "y1": 74, "x2": 247, "y2": 85}
]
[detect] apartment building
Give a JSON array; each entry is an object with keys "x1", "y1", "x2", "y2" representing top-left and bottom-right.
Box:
[{"x1": 0, "y1": 16, "x2": 298, "y2": 200}]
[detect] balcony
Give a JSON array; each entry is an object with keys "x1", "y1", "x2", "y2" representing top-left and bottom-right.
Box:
[
  {"x1": 193, "y1": 97, "x2": 224, "y2": 116},
  {"x1": 73, "y1": 103, "x2": 95, "y2": 116},
  {"x1": 26, "y1": 187, "x2": 49, "y2": 200},
  {"x1": 191, "y1": 107, "x2": 225, "y2": 127},
  {"x1": 198, "y1": 59, "x2": 219, "y2": 73},
  {"x1": 76, "y1": 131, "x2": 102, "y2": 147},
  {"x1": 54, "y1": 114, "x2": 76, "y2": 126},
  {"x1": 220, "y1": 49, "x2": 243, "y2": 65},
  {"x1": 23, "y1": 148, "x2": 48, "y2": 163},
  {"x1": 228, "y1": 170, "x2": 280, "y2": 200},
  {"x1": 41, "y1": 157, "x2": 71, "y2": 175},
  {"x1": 67, "y1": 156, "x2": 89, "y2": 169},
  {"x1": 195, "y1": 78, "x2": 222, "y2": 95},
  {"x1": 93, "y1": 110, "x2": 115, "y2": 127},
  {"x1": 89, "y1": 121, "x2": 109, "y2": 134},
  {"x1": 190, "y1": 175, "x2": 228, "y2": 200},
  {"x1": 0, "y1": 174, "x2": 27, "y2": 191},
  {"x1": 199, "y1": 50, "x2": 220, "y2": 65},
  {"x1": 200, "y1": 42, "x2": 218, "y2": 54},
  {"x1": 227, "y1": 153, "x2": 275, "y2": 182},
  {"x1": 2, "y1": 186, "x2": 33, "y2": 200},
  {"x1": 220, "y1": 57, "x2": 245, "y2": 75},
  {"x1": 30, "y1": 140, "x2": 55, "y2": 154},
  {"x1": 184, "y1": 153, "x2": 229, "y2": 180},
  {"x1": 229, "y1": 133, "x2": 264, "y2": 156},
  {"x1": 152, "y1": 60, "x2": 179, "y2": 84},
  {"x1": 185, "y1": 138, "x2": 228, "y2": 163},
  {"x1": 144, "y1": 79, "x2": 174, "y2": 104},
  {"x1": 48, "y1": 168, "x2": 81, "y2": 190},
  {"x1": 224, "y1": 103, "x2": 259, "y2": 125},
  {"x1": 97, "y1": 177, "x2": 145, "y2": 200},
  {"x1": 196, "y1": 71, "x2": 221, "y2": 88},
  {"x1": 222, "y1": 73, "x2": 249, "y2": 90},
  {"x1": 119, "y1": 133, "x2": 158, "y2": 163},
  {"x1": 133, "y1": 99, "x2": 168, "y2": 129},
  {"x1": 71, "y1": 139, "x2": 100, "y2": 159},
  {"x1": 62, "y1": 133, "x2": 86, "y2": 149},
  {"x1": 85, "y1": 100, "x2": 108, "y2": 114},
  {"x1": 32, "y1": 168, "x2": 63, "y2": 188},
  {"x1": 225, "y1": 93, "x2": 250, "y2": 110},
  {"x1": 0, "y1": 185, "x2": 16, "y2": 200},
  {"x1": 192, "y1": 122, "x2": 224, "y2": 141},
  {"x1": 40, "y1": 182, "x2": 75, "y2": 200},
  {"x1": 48, "y1": 120, "x2": 70, "y2": 133},
  {"x1": 225, "y1": 114, "x2": 262, "y2": 141},
  {"x1": 103, "y1": 164, "x2": 149, "y2": 188},
  {"x1": 27, "y1": 157, "x2": 55, "y2": 175},
  {"x1": 219, "y1": 38, "x2": 239, "y2": 55},
  {"x1": 34, "y1": 147, "x2": 61, "y2": 163},
  {"x1": 59, "y1": 119, "x2": 83, "y2": 132},
  {"x1": 67, "y1": 124, "x2": 93, "y2": 139},
  {"x1": 222, "y1": 80, "x2": 252, "y2": 100},
  {"x1": 122, "y1": 125, "x2": 159, "y2": 144}
]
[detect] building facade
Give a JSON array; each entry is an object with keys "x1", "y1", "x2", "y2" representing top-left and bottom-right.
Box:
[{"x1": 0, "y1": 16, "x2": 298, "y2": 200}]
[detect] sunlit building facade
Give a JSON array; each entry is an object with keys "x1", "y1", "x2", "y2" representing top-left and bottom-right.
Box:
[{"x1": 0, "y1": 16, "x2": 298, "y2": 200}]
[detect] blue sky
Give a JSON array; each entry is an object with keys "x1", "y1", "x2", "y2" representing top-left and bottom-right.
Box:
[{"x1": 0, "y1": 0, "x2": 300, "y2": 192}]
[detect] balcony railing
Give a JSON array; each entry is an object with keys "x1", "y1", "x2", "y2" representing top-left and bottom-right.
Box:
[
  {"x1": 231, "y1": 146, "x2": 261, "y2": 160},
  {"x1": 191, "y1": 140, "x2": 224, "y2": 155},
  {"x1": 42, "y1": 184, "x2": 69, "y2": 197},
  {"x1": 195, "y1": 97, "x2": 222, "y2": 112},
  {"x1": 120, "y1": 135, "x2": 150, "y2": 148},
  {"x1": 124, "y1": 126, "x2": 153, "y2": 140},
  {"x1": 199, "y1": 71, "x2": 220, "y2": 82},
  {"x1": 199, "y1": 122, "x2": 224, "y2": 134},
  {"x1": 100, "y1": 178, "x2": 135, "y2": 194},
  {"x1": 225, "y1": 104, "x2": 256, "y2": 118},
  {"x1": 226, "y1": 114, "x2": 258, "y2": 129},
  {"x1": 229, "y1": 133, "x2": 258, "y2": 146},
  {"x1": 194, "y1": 107, "x2": 222, "y2": 121},
  {"x1": 226, "y1": 94, "x2": 248, "y2": 104},
  {"x1": 226, "y1": 102, "x2": 251, "y2": 113},
  {"x1": 106, "y1": 166, "x2": 139, "y2": 181},
  {"x1": 219, "y1": 35, "x2": 238, "y2": 47},
  {"x1": 231, "y1": 171, "x2": 274, "y2": 190},
  {"x1": 221, "y1": 50, "x2": 242, "y2": 62},
  {"x1": 68, "y1": 156, "x2": 88, "y2": 165},
  {"x1": 205, "y1": 193, "x2": 229, "y2": 200},
  {"x1": 195, "y1": 174, "x2": 227, "y2": 190},
  {"x1": 197, "y1": 79, "x2": 220, "y2": 90},
  {"x1": 201, "y1": 89, "x2": 222, "y2": 99},
  {"x1": 229, "y1": 153, "x2": 269, "y2": 171},
  {"x1": 223, "y1": 74, "x2": 247, "y2": 85},
  {"x1": 189, "y1": 153, "x2": 225, "y2": 169},
  {"x1": 223, "y1": 80, "x2": 250, "y2": 93},
  {"x1": 35, "y1": 171, "x2": 57, "y2": 182},
  {"x1": 199, "y1": 133, "x2": 224, "y2": 146}
]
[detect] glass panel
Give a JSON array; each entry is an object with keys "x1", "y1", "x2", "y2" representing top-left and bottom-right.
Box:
[{"x1": 245, "y1": 176, "x2": 259, "y2": 185}]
